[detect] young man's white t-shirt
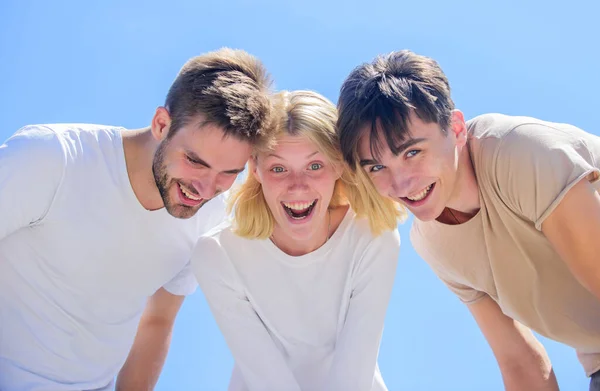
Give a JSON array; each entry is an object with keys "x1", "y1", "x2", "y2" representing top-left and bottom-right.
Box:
[
  {"x1": 0, "y1": 124, "x2": 227, "y2": 391},
  {"x1": 192, "y1": 210, "x2": 400, "y2": 391}
]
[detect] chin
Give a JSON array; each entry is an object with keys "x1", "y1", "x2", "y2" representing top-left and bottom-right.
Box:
[{"x1": 288, "y1": 226, "x2": 317, "y2": 241}]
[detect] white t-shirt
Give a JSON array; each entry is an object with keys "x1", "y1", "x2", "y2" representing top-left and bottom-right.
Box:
[
  {"x1": 192, "y1": 210, "x2": 400, "y2": 391},
  {"x1": 0, "y1": 124, "x2": 227, "y2": 391}
]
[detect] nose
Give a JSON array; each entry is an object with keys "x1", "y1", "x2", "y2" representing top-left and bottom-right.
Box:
[
  {"x1": 390, "y1": 170, "x2": 418, "y2": 198},
  {"x1": 191, "y1": 175, "x2": 218, "y2": 199},
  {"x1": 288, "y1": 171, "x2": 309, "y2": 192}
]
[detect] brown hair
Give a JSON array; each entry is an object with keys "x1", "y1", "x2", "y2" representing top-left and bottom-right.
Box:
[
  {"x1": 337, "y1": 50, "x2": 454, "y2": 169},
  {"x1": 165, "y1": 48, "x2": 273, "y2": 146}
]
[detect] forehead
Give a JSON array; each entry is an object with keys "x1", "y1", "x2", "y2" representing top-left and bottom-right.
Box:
[
  {"x1": 262, "y1": 134, "x2": 321, "y2": 159},
  {"x1": 174, "y1": 120, "x2": 253, "y2": 166},
  {"x1": 357, "y1": 114, "x2": 441, "y2": 159}
]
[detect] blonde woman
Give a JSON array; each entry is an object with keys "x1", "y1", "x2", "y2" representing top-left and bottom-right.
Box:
[{"x1": 191, "y1": 90, "x2": 403, "y2": 391}]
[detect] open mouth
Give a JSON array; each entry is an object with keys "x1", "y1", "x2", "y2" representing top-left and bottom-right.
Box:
[
  {"x1": 178, "y1": 182, "x2": 203, "y2": 206},
  {"x1": 281, "y1": 199, "x2": 317, "y2": 220},
  {"x1": 403, "y1": 183, "x2": 435, "y2": 203}
]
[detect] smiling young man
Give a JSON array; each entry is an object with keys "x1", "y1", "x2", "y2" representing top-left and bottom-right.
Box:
[
  {"x1": 336, "y1": 50, "x2": 600, "y2": 390},
  {"x1": 0, "y1": 48, "x2": 272, "y2": 391}
]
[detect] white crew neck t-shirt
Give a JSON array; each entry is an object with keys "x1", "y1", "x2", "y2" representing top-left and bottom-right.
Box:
[
  {"x1": 192, "y1": 210, "x2": 400, "y2": 391},
  {"x1": 0, "y1": 124, "x2": 227, "y2": 390}
]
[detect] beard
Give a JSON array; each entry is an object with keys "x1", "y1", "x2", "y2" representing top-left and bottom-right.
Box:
[{"x1": 152, "y1": 139, "x2": 208, "y2": 219}]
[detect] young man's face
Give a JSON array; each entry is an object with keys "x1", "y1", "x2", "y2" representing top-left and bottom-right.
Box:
[
  {"x1": 357, "y1": 111, "x2": 466, "y2": 222},
  {"x1": 153, "y1": 117, "x2": 252, "y2": 219}
]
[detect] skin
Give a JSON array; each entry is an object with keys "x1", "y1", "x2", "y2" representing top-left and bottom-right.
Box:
[
  {"x1": 125, "y1": 107, "x2": 252, "y2": 219},
  {"x1": 115, "y1": 107, "x2": 253, "y2": 390},
  {"x1": 252, "y1": 134, "x2": 347, "y2": 256},
  {"x1": 357, "y1": 110, "x2": 562, "y2": 390},
  {"x1": 357, "y1": 110, "x2": 479, "y2": 224}
]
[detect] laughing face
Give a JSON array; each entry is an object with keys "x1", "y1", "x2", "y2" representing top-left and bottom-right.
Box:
[
  {"x1": 357, "y1": 111, "x2": 467, "y2": 222},
  {"x1": 152, "y1": 120, "x2": 252, "y2": 219},
  {"x1": 253, "y1": 134, "x2": 339, "y2": 242}
]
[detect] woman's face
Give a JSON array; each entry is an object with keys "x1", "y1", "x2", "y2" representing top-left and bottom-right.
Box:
[{"x1": 253, "y1": 134, "x2": 340, "y2": 242}]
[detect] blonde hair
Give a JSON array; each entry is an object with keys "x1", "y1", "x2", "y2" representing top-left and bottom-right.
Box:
[
  {"x1": 229, "y1": 90, "x2": 404, "y2": 239},
  {"x1": 346, "y1": 152, "x2": 407, "y2": 232}
]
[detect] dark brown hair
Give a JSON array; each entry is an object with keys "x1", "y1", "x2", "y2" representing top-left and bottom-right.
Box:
[{"x1": 337, "y1": 50, "x2": 455, "y2": 168}]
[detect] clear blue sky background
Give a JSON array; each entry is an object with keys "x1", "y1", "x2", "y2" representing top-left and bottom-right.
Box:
[{"x1": 1, "y1": 0, "x2": 599, "y2": 390}]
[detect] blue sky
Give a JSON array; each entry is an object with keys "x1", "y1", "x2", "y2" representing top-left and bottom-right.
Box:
[{"x1": 1, "y1": 0, "x2": 599, "y2": 389}]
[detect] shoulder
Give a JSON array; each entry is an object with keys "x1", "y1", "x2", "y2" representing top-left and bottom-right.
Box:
[
  {"x1": 191, "y1": 222, "x2": 250, "y2": 289},
  {"x1": 340, "y1": 210, "x2": 401, "y2": 260},
  {"x1": 468, "y1": 113, "x2": 596, "y2": 161},
  {"x1": 7, "y1": 123, "x2": 125, "y2": 160},
  {"x1": 192, "y1": 221, "x2": 245, "y2": 269},
  {"x1": 191, "y1": 223, "x2": 233, "y2": 270},
  {"x1": 193, "y1": 191, "x2": 230, "y2": 233},
  {"x1": 409, "y1": 219, "x2": 436, "y2": 259},
  {"x1": 2, "y1": 125, "x2": 72, "y2": 179},
  {"x1": 4, "y1": 124, "x2": 66, "y2": 156}
]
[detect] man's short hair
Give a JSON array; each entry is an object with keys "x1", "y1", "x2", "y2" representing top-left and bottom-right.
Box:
[
  {"x1": 165, "y1": 48, "x2": 273, "y2": 146},
  {"x1": 337, "y1": 50, "x2": 455, "y2": 168}
]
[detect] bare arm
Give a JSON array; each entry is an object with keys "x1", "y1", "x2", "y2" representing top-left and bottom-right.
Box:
[
  {"x1": 542, "y1": 178, "x2": 600, "y2": 301},
  {"x1": 115, "y1": 288, "x2": 184, "y2": 391},
  {"x1": 468, "y1": 295, "x2": 558, "y2": 391}
]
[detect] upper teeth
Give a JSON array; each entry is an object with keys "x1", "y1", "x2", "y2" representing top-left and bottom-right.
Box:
[
  {"x1": 283, "y1": 200, "x2": 315, "y2": 211},
  {"x1": 179, "y1": 183, "x2": 201, "y2": 201},
  {"x1": 407, "y1": 185, "x2": 432, "y2": 201}
]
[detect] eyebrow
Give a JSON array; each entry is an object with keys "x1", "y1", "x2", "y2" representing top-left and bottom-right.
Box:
[
  {"x1": 359, "y1": 137, "x2": 427, "y2": 167},
  {"x1": 186, "y1": 151, "x2": 246, "y2": 175},
  {"x1": 266, "y1": 150, "x2": 320, "y2": 160}
]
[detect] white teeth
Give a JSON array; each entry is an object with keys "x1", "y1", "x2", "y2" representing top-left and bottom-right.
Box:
[
  {"x1": 407, "y1": 185, "x2": 432, "y2": 201},
  {"x1": 179, "y1": 183, "x2": 201, "y2": 201},
  {"x1": 283, "y1": 200, "x2": 316, "y2": 211}
]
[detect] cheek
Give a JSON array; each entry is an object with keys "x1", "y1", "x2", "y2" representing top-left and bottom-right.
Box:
[
  {"x1": 169, "y1": 158, "x2": 193, "y2": 178},
  {"x1": 218, "y1": 175, "x2": 237, "y2": 190},
  {"x1": 370, "y1": 175, "x2": 389, "y2": 193},
  {"x1": 311, "y1": 172, "x2": 337, "y2": 195},
  {"x1": 260, "y1": 177, "x2": 285, "y2": 203}
]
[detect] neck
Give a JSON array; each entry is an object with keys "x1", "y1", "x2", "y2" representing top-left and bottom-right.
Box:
[
  {"x1": 270, "y1": 209, "x2": 332, "y2": 257},
  {"x1": 122, "y1": 127, "x2": 164, "y2": 211},
  {"x1": 446, "y1": 139, "x2": 480, "y2": 217}
]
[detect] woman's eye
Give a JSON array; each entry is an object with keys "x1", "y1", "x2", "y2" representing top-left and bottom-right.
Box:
[
  {"x1": 309, "y1": 163, "x2": 322, "y2": 170},
  {"x1": 271, "y1": 166, "x2": 285, "y2": 173}
]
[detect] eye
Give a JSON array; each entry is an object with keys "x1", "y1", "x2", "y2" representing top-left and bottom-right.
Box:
[
  {"x1": 406, "y1": 149, "x2": 420, "y2": 158},
  {"x1": 271, "y1": 166, "x2": 285, "y2": 173},
  {"x1": 185, "y1": 155, "x2": 206, "y2": 167},
  {"x1": 369, "y1": 164, "x2": 385, "y2": 173},
  {"x1": 309, "y1": 163, "x2": 322, "y2": 170}
]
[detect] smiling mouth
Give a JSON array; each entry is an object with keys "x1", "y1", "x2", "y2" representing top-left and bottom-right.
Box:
[
  {"x1": 405, "y1": 183, "x2": 434, "y2": 202},
  {"x1": 178, "y1": 182, "x2": 203, "y2": 202},
  {"x1": 281, "y1": 200, "x2": 317, "y2": 220}
]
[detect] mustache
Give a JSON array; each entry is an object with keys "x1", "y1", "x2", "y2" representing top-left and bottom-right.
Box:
[{"x1": 177, "y1": 181, "x2": 223, "y2": 200}]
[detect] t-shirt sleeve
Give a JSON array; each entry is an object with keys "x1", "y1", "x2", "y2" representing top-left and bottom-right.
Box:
[
  {"x1": 162, "y1": 192, "x2": 230, "y2": 296},
  {"x1": 410, "y1": 224, "x2": 486, "y2": 304},
  {"x1": 191, "y1": 235, "x2": 302, "y2": 391},
  {"x1": 0, "y1": 125, "x2": 66, "y2": 241},
  {"x1": 323, "y1": 228, "x2": 400, "y2": 391},
  {"x1": 161, "y1": 261, "x2": 197, "y2": 296},
  {"x1": 198, "y1": 191, "x2": 229, "y2": 233},
  {"x1": 491, "y1": 122, "x2": 600, "y2": 230}
]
